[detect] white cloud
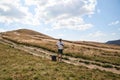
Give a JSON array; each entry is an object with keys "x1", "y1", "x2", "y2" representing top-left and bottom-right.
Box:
[
  {"x1": 81, "y1": 31, "x2": 107, "y2": 42},
  {"x1": 44, "y1": 28, "x2": 54, "y2": 32},
  {"x1": 88, "y1": 31, "x2": 106, "y2": 37},
  {"x1": 0, "y1": 4, "x2": 26, "y2": 18},
  {"x1": 0, "y1": 0, "x2": 97, "y2": 30},
  {"x1": 52, "y1": 17, "x2": 93, "y2": 30},
  {"x1": 108, "y1": 20, "x2": 120, "y2": 26},
  {"x1": 0, "y1": 0, "x2": 40, "y2": 26},
  {"x1": 35, "y1": 0, "x2": 96, "y2": 30},
  {"x1": 111, "y1": 33, "x2": 116, "y2": 35},
  {"x1": 0, "y1": 28, "x2": 6, "y2": 32},
  {"x1": 44, "y1": 0, "x2": 96, "y2": 18},
  {"x1": 57, "y1": 34, "x2": 64, "y2": 37}
]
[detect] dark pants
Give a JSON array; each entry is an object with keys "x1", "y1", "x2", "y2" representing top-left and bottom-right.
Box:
[
  {"x1": 57, "y1": 49, "x2": 63, "y2": 62},
  {"x1": 58, "y1": 49, "x2": 63, "y2": 54}
]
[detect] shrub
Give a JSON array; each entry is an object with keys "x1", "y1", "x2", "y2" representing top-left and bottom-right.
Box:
[
  {"x1": 91, "y1": 62, "x2": 102, "y2": 66},
  {"x1": 102, "y1": 64, "x2": 113, "y2": 68},
  {"x1": 62, "y1": 57, "x2": 69, "y2": 60},
  {"x1": 114, "y1": 66, "x2": 120, "y2": 70}
]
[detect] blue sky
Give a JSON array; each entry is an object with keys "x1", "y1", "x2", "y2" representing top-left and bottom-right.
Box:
[{"x1": 0, "y1": 0, "x2": 120, "y2": 42}]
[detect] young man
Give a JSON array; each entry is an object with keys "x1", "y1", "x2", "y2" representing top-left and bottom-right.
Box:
[{"x1": 56, "y1": 39, "x2": 64, "y2": 62}]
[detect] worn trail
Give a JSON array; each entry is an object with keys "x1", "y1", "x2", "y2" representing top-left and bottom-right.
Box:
[{"x1": 0, "y1": 38, "x2": 120, "y2": 74}]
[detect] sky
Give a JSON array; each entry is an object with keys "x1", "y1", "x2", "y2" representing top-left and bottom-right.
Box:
[{"x1": 0, "y1": 0, "x2": 120, "y2": 42}]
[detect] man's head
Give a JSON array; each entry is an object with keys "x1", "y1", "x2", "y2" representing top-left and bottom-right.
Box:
[{"x1": 59, "y1": 38, "x2": 62, "y2": 41}]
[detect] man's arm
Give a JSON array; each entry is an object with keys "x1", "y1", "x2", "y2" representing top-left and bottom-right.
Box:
[
  {"x1": 60, "y1": 42, "x2": 64, "y2": 46},
  {"x1": 56, "y1": 42, "x2": 58, "y2": 48}
]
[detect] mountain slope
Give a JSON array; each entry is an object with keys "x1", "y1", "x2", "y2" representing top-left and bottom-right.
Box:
[
  {"x1": 106, "y1": 39, "x2": 120, "y2": 45},
  {"x1": 1, "y1": 29, "x2": 120, "y2": 66},
  {"x1": 1, "y1": 29, "x2": 53, "y2": 40},
  {"x1": 0, "y1": 29, "x2": 120, "y2": 77},
  {"x1": 1, "y1": 43, "x2": 120, "y2": 80}
]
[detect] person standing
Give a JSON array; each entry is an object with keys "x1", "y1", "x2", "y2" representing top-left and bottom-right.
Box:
[{"x1": 56, "y1": 39, "x2": 64, "y2": 62}]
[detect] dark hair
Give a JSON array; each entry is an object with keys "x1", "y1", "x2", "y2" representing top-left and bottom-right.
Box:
[{"x1": 59, "y1": 38, "x2": 62, "y2": 41}]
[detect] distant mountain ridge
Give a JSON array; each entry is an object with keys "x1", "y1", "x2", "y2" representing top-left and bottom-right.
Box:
[{"x1": 106, "y1": 39, "x2": 120, "y2": 45}]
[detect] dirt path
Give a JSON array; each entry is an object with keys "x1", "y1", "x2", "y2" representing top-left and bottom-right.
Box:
[
  {"x1": 37, "y1": 39, "x2": 120, "y2": 52},
  {"x1": 0, "y1": 38, "x2": 120, "y2": 74}
]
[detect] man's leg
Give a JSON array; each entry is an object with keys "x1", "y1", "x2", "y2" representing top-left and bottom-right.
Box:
[
  {"x1": 59, "y1": 54, "x2": 62, "y2": 62},
  {"x1": 59, "y1": 49, "x2": 63, "y2": 62},
  {"x1": 57, "y1": 49, "x2": 59, "y2": 61},
  {"x1": 57, "y1": 49, "x2": 63, "y2": 62},
  {"x1": 57, "y1": 54, "x2": 59, "y2": 61}
]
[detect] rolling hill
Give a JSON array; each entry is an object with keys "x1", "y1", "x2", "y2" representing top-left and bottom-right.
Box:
[
  {"x1": 0, "y1": 29, "x2": 120, "y2": 79},
  {"x1": 1, "y1": 29, "x2": 120, "y2": 64},
  {"x1": 1, "y1": 29, "x2": 53, "y2": 39}
]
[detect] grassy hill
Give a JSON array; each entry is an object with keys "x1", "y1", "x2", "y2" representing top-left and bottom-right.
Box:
[
  {"x1": 1, "y1": 29, "x2": 53, "y2": 39},
  {"x1": 1, "y1": 29, "x2": 120, "y2": 66},
  {"x1": 0, "y1": 43, "x2": 120, "y2": 80}
]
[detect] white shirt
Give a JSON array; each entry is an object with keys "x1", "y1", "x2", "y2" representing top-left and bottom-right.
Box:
[{"x1": 56, "y1": 41, "x2": 64, "y2": 49}]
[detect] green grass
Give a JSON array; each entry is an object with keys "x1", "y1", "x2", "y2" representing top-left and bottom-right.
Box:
[
  {"x1": 2, "y1": 36, "x2": 120, "y2": 66},
  {"x1": 115, "y1": 66, "x2": 120, "y2": 70},
  {"x1": 0, "y1": 43, "x2": 120, "y2": 80},
  {"x1": 101, "y1": 64, "x2": 113, "y2": 68}
]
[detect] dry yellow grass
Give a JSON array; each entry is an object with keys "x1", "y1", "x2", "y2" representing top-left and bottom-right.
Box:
[
  {"x1": 1, "y1": 29, "x2": 120, "y2": 65},
  {"x1": 0, "y1": 43, "x2": 120, "y2": 80}
]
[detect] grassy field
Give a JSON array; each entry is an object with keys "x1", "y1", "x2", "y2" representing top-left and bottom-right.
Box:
[
  {"x1": 2, "y1": 35, "x2": 120, "y2": 66},
  {"x1": 0, "y1": 43, "x2": 120, "y2": 80}
]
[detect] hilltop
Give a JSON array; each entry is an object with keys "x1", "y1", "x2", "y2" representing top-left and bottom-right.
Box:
[
  {"x1": 1, "y1": 29, "x2": 53, "y2": 39},
  {"x1": 1, "y1": 29, "x2": 120, "y2": 49},
  {"x1": 1, "y1": 29, "x2": 120, "y2": 59}
]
